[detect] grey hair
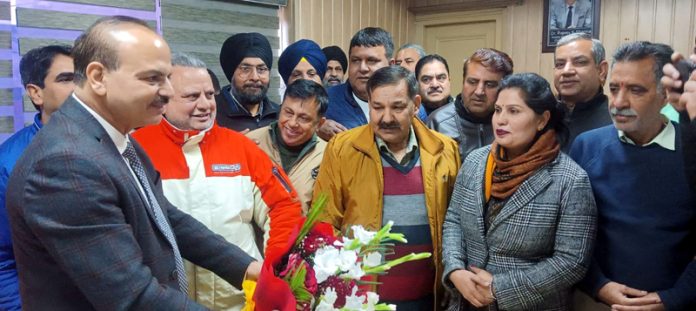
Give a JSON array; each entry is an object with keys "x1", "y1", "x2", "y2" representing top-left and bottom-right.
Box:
[
  {"x1": 611, "y1": 41, "x2": 673, "y2": 94},
  {"x1": 555, "y1": 32, "x2": 606, "y2": 65},
  {"x1": 171, "y1": 52, "x2": 207, "y2": 69},
  {"x1": 398, "y1": 43, "x2": 426, "y2": 58}
]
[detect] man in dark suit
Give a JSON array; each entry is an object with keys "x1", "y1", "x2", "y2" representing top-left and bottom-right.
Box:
[
  {"x1": 5, "y1": 16, "x2": 261, "y2": 310},
  {"x1": 549, "y1": 0, "x2": 592, "y2": 29}
]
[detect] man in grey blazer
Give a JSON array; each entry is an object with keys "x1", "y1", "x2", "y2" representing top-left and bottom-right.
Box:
[{"x1": 5, "y1": 16, "x2": 260, "y2": 310}]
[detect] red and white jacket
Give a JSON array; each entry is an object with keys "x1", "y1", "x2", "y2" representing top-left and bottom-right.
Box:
[{"x1": 133, "y1": 120, "x2": 302, "y2": 310}]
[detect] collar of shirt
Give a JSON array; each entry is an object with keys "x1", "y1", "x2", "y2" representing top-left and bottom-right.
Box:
[
  {"x1": 618, "y1": 117, "x2": 675, "y2": 150},
  {"x1": 32, "y1": 112, "x2": 43, "y2": 131},
  {"x1": 375, "y1": 125, "x2": 418, "y2": 164},
  {"x1": 160, "y1": 117, "x2": 212, "y2": 146},
  {"x1": 72, "y1": 94, "x2": 129, "y2": 154},
  {"x1": 352, "y1": 92, "x2": 370, "y2": 122}
]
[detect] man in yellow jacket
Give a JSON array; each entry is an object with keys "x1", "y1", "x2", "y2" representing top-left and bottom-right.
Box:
[{"x1": 313, "y1": 65, "x2": 460, "y2": 310}]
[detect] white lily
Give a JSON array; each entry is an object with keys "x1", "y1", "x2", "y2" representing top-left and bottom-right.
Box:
[
  {"x1": 313, "y1": 246, "x2": 340, "y2": 283},
  {"x1": 337, "y1": 248, "x2": 359, "y2": 271},
  {"x1": 343, "y1": 286, "x2": 365, "y2": 310},
  {"x1": 365, "y1": 292, "x2": 380, "y2": 311},
  {"x1": 363, "y1": 252, "x2": 382, "y2": 268},
  {"x1": 341, "y1": 262, "x2": 365, "y2": 280},
  {"x1": 315, "y1": 287, "x2": 339, "y2": 311},
  {"x1": 351, "y1": 225, "x2": 377, "y2": 245}
]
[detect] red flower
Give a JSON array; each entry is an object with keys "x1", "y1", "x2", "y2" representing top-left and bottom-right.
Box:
[
  {"x1": 300, "y1": 222, "x2": 338, "y2": 257},
  {"x1": 305, "y1": 265, "x2": 318, "y2": 295}
]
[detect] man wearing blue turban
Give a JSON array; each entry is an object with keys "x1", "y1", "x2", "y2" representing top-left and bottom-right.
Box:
[{"x1": 278, "y1": 39, "x2": 327, "y2": 86}]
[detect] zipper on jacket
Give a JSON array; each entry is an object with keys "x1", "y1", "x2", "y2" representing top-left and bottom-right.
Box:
[
  {"x1": 272, "y1": 166, "x2": 293, "y2": 193},
  {"x1": 478, "y1": 124, "x2": 484, "y2": 147}
]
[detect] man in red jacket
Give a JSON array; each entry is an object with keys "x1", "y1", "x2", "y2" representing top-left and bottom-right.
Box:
[{"x1": 133, "y1": 52, "x2": 302, "y2": 310}]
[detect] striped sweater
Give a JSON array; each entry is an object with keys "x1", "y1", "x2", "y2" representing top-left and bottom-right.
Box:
[{"x1": 377, "y1": 149, "x2": 435, "y2": 308}]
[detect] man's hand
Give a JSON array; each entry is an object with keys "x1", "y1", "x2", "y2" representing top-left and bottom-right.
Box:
[
  {"x1": 611, "y1": 292, "x2": 664, "y2": 311},
  {"x1": 449, "y1": 269, "x2": 493, "y2": 308},
  {"x1": 245, "y1": 261, "x2": 262, "y2": 280},
  {"x1": 317, "y1": 119, "x2": 347, "y2": 141},
  {"x1": 597, "y1": 282, "x2": 659, "y2": 307},
  {"x1": 662, "y1": 52, "x2": 696, "y2": 120}
]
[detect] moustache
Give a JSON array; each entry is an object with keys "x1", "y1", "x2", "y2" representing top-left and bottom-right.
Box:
[
  {"x1": 243, "y1": 83, "x2": 266, "y2": 89},
  {"x1": 378, "y1": 122, "x2": 401, "y2": 130},
  {"x1": 427, "y1": 88, "x2": 443, "y2": 95},
  {"x1": 610, "y1": 107, "x2": 638, "y2": 117},
  {"x1": 153, "y1": 96, "x2": 169, "y2": 105}
]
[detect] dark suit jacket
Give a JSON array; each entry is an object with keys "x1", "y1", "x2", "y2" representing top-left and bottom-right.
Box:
[
  {"x1": 6, "y1": 97, "x2": 255, "y2": 310},
  {"x1": 549, "y1": 0, "x2": 592, "y2": 29}
]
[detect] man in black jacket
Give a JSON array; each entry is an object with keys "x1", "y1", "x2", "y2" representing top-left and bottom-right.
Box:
[
  {"x1": 216, "y1": 32, "x2": 279, "y2": 132},
  {"x1": 553, "y1": 32, "x2": 612, "y2": 149}
]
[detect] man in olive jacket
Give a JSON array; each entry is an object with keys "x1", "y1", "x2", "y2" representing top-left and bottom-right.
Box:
[{"x1": 314, "y1": 66, "x2": 460, "y2": 310}]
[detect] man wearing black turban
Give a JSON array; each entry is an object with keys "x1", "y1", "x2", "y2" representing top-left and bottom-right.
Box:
[
  {"x1": 322, "y1": 45, "x2": 347, "y2": 87},
  {"x1": 216, "y1": 32, "x2": 279, "y2": 132}
]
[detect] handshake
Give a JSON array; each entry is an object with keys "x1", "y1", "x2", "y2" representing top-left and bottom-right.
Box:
[{"x1": 662, "y1": 51, "x2": 696, "y2": 121}]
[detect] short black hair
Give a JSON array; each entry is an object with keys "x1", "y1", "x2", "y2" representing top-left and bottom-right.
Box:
[
  {"x1": 283, "y1": 79, "x2": 329, "y2": 118},
  {"x1": 498, "y1": 73, "x2": 569, "y2": 147},
  {"x1": 612, "y1": 41, "x2": 673, "y2": 93},
  {"x1": 349, "y1": 27, "x2": 394, "y2": 59},
  {"x1": 19, "y1": 45, "x2": 72, "y2": 110},
  {"x1": 72, "y1": 15, "x2": 151, "y2": 86},
  {"x1": 20, "y1": 45, "x2": 72, "y2": 88},
  {"x1": 367, "y1": 65, "x2": 418, "y2": 99},
  {"x1": 415, "y1": 54, "x2": 450, "y2": 79}
]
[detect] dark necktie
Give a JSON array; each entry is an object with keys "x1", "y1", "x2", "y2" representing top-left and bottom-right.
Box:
[
  {"x1": 122, "y1": 141, "x2": 188, "y2": 293},
  {"x1": 565, "y1": 5, "x2": 574, "y2": 28}
]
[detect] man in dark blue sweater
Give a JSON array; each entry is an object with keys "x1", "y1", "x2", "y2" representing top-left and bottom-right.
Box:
[
  {"x1": 318, "y1": 27, "x2": 426, "y2": 141},
  {"x1": 571, "y1": 41, "x2": 696, "y2": 311}
]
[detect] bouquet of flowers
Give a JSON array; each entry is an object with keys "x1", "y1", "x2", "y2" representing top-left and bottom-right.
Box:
[{"x1": 243, "y1": 194, "x2": 431, "y2": 311}]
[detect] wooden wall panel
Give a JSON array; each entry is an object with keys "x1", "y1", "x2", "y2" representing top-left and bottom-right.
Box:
[
  {"x1": 409, "y1": 0, "x2": 521, "y2": 13},
  {"x1": 501, "y1": 0, "x2": 696, "y2": 92},
  {"x1": 287, "y1": 0, "x2": 416, "y2": 58}
]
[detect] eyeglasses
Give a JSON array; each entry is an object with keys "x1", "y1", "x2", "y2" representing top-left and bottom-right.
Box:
[{"x1": 237, "y1": 65, "x2": 270, "y2": 77}]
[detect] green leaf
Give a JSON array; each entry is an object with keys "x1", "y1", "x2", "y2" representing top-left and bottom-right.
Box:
[{"x1": 295, "y1": 193, "x2": 328, "y2": 247}]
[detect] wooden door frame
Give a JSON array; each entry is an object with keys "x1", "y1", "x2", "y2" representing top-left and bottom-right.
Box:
[{"x1": 414, "y1": 8, "x2": 506, "y2": 51}]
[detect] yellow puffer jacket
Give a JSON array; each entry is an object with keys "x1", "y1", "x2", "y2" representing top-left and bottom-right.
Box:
[{"x1": 313, "y1": 118, "x2": 461, "y2": 309}]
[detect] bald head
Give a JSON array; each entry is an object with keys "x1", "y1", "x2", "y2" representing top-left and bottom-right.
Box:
[
  {"x1": 72, "y1": 15, "x2": 174, "y2": 134},
  {"x1": 72, "y1": 16, "x2": 153, "y2": 86}
]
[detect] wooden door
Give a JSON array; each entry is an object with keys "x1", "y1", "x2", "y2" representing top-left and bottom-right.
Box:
[{"x1": 415, "y1": 9, "x2": 504, "y2": 97}]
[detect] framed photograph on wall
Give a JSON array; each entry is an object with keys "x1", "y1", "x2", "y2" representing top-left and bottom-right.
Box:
[{"x1": 542, "y1": 0, "x2": 601, "y2": 53}]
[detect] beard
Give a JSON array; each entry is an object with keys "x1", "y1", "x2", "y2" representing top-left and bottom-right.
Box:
[{"x1": 232, "y1": 83, "x2": 269, "y2": 106}]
